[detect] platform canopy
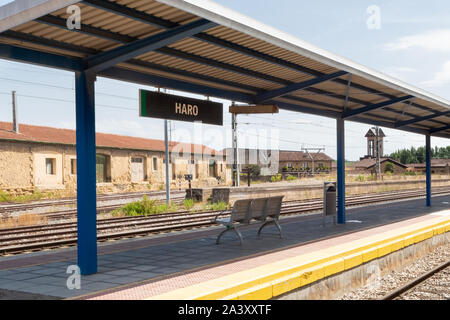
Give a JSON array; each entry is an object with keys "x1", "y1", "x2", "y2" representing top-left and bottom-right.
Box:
[{"x1": 1, "y1": 0, "x2": 450, "y2": 139}]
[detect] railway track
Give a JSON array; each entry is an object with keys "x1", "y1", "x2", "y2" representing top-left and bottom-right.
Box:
[
  {"x1": 381, "y1": 260, "x2": 450, "y2": 300},
  {"x1": 0, "y1": 187, "x2": 449, "y2": 255}
]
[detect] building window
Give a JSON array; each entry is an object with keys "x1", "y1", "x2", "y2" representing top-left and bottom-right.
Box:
[
  {"x1": 96, "y1": 154, "x2": 111, "y2": 183},
  {"x1": 71, "y1": 159, "x2": 77, "y2": 175},
  {"x1": 318, "y1": 162, "x2": 324, "y2": 169},
  {"x1": 152, "y1": 157, "x2": 158, "y2": 171},
  {"x1": 46, "y1": 158, "x2": 56, "y2": 175},
  {"x1": 209, "y1": 160, "x2": 217, "y2": 177}
]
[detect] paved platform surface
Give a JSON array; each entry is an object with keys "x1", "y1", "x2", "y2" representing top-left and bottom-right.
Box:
[{"x1": 0, "y1": 195, "x2": 449, "y2": 299}]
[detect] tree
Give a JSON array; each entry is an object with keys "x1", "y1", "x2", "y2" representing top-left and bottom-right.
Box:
[
  {"x1": 384, "y1": 162, "x2": 394, "y2": 173},
  {"x1": 388, "y1": 146, "x2": 450, "y2": 164}
]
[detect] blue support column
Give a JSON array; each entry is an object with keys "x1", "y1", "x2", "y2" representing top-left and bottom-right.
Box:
[
  {"x1": 75, "y1": 71, "x2": 97, "y2": 275},
  {"x1": 426, "y1": 134, "x2": 431, "y2": 207},
  {"x1": 337, "y1": 118, "x2": 346, "y2": 224}
]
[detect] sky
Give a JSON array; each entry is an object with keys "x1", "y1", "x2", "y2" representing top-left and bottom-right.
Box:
[{"x1": 0, "y1": 0, "x2": 450, "y2": 160}]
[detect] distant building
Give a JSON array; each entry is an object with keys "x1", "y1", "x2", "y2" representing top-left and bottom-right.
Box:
[
  {"x1": 223, "y1": 148, "x2": 334, "y2": 176},
  {"x1": 0, "y1": 122, "x2": 229, "y2": 194},
  {"x1": 278, "y1": 150, "x2": 333, "y2": 172},
  {"x1": 360, "y1": 127, "x2": 385, "y2": 160},
  {"x1": 407, "y1": 159, "x2": 450, "y2": 175},
  {"x1": 223, "y1": 148, "x2": 279, "y2": 176},
  {"x1": 348, "y1": 158, "x2": 407, "y2": 175},
  {"x1": 350, "y1": 127, "x2": 406, "y2": 174}
]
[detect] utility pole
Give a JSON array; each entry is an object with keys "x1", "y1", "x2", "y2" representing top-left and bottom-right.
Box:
[
  {"x1": 375, "y1": 126, "x2": 381, "y2": 180},
  {"x1": 164, "y1": 119, "x2": 171, "y2": 204},
  {"x1": 231, "y1": 107, "x2": 239, "y2": 187},
  {"x1": 12, "y1": 91, "x2": 19, "y2": 133}
]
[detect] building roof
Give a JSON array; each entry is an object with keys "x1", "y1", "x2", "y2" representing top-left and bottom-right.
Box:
[
  {"x1": 0, "y1": 1, "x2": 450, "y2": 138},
  {"x1": 350, "y1": 157, "x2": 407, "y2": 169},
  {"x1": 365, "y1": 127, "x2": 386, "y2": 138},
  {"x1": 0, "y1": 121, "x2": 221, "y2": 155},
  {"x1": 407, "y1": 159, "x2": 450, "y2": 168},
  {"x1": 278, "y1": 150, "x2": 333, "y2": 162}
]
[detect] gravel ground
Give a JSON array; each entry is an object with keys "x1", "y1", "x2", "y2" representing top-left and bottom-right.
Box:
[{"x1": 339, "y1": 243, "x2": 450, "y2": 300}]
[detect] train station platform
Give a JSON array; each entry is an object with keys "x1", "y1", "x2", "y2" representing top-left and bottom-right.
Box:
[{"x1": 0, "y1": 195, "x2": 449, "y2": 300}]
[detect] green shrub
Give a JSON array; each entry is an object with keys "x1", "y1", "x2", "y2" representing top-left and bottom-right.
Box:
[
  {"x1": 384, "y1": 162, "x2": 394, "y2": 174},
  {"x1": 270, "y1": 174, "x2": 282, "y2": 182},
  {"x1": 183, "y1": 198, "x2": 195, "y2": 210},
  {"x1": 404, "y1": 171, "x2": 417, "y2": 176},
  {"x1": 204, "y1": 201, "x2": 230, "y2": 211},
  {"x1": 286, "y1": 175, "x2": 296, "y2": 181},
  {"x1": 116, "y1": 196, "x2": 178, "y2": 217},
  {"x1": 355, "y1": 175, "x2": 365, "y2": 182}
]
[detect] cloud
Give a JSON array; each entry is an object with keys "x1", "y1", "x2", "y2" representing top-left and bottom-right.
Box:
[
  {"x1": 421, "y1": 61, "x2": 450, "y2": 87},
  {"x1": 384, "y1": 29, "x2": 450, "y2": 52},
  {"x1": 381, "y1": 67, "x2": 418, "y2": 82}
]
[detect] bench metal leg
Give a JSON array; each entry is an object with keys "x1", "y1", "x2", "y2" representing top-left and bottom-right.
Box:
[
  {"x1": 258, "y1": 219, "x2": 283, "y2": 238},
  {"x1": 216, "y1": 227, "x2": 244, "y2": 245}
]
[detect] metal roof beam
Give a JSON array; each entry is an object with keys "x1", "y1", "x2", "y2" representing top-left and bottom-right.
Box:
[
  {"x1": 430, "y1": 124, "x2": 450, "y2": 134},
  {"x1": 98, "y1": 67, "x2": 342, "y2": 119},
  {"x1": 0, "y1": 43, "x2": 84, "y2": 71},
  {"x1": 343, "y1": 95, "x2": 414, "y2": 119},
  {"x1": 254, "y1": 71, "x2": 348, "y2": 103},
  {"x1": 85, "y1": 19, "x2": 216, "y2": 73},
  {"x1": 395, "y1": 110, "x2": 450, "y2": 128}
]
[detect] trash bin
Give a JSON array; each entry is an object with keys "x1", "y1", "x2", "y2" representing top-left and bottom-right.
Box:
[{"x1": 323, "y1": 182, "x2": 337, "y2": 227}]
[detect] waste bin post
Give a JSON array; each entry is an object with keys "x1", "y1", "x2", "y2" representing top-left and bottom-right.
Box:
[{"x1": 323, "y1": 182, "x2": 337, "y2": 227}]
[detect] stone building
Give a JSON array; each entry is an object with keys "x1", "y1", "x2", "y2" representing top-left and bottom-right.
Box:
[
  {"x1": 348, "y1": 158, "x2": 407, "y2": 175},
  {"x1": 407, "y1": 159, "x2": 450, "y2": 175},
  {"x1": 0, "y1": 122, "x2": 229, "y2": 195},
  {"x1": 278, "y1": 150, "x2": 333, "y2": 172},
  {"x1": 222, "y1": 148, "x2": 334, "y2": 176}
]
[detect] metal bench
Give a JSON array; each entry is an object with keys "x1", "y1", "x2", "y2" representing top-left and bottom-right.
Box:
[
  {"x1": 254, "y1": 196, "x2": 284, "y2": 238},
  {"x1": 213, "y1": 199, "x2": 252, "y2": 245},
  {"x1": 212, "y1": 196, "x2": 284, "y2": 245}
]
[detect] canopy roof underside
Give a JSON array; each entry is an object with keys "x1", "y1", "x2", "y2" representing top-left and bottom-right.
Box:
[{"x1": 0, "y1": 0, "x2": 449, "y2": 138}]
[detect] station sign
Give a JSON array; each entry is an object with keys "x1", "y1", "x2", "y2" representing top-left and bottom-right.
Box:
[{"x1": 139, "y1": 90, "x2": 223, "y2": 126}]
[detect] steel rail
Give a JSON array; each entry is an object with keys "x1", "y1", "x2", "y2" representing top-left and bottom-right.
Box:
[
  {"x1": 0, "y1": 188, "x2": 449, "y2": 255},
  {"x1": 380, "y1": 260, "x2": 450, "y2": 300}
]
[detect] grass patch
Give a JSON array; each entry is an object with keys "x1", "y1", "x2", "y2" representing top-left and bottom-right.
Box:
[
  {"x1": 183, "y1": 199, "x2": 195, "y2": 210},
  {"x1": 203, "y1": 201, "x2": 230, "y2": 211},
  {"x1": 0, "y1": 190, "x2": 48, "y2": 203},
  {"x1": 112, "y1": 196, "x2": 178, "y2": 217}
]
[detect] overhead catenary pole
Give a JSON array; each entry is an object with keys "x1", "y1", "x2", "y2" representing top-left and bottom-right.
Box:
[
  {"x1": 231, "y1": 104, "x2": 240, "y2": 187},
  {"x1": 164, "y1": 119, "x2": 171, "y2": 204},
  {"x1": 12, "y1": 91, "x2": 18, "y2": 133}
]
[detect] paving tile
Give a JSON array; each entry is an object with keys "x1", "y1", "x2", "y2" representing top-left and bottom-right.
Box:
[
  {"x1": 103, "y1": 276, "x2": 147, "y2": 285},
  {"x1": 0, "y1": 272, "x2": 42, "y2": 281},
  {"x1": 102, "y1": 269, "x2": 139, "y2": 276}
]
